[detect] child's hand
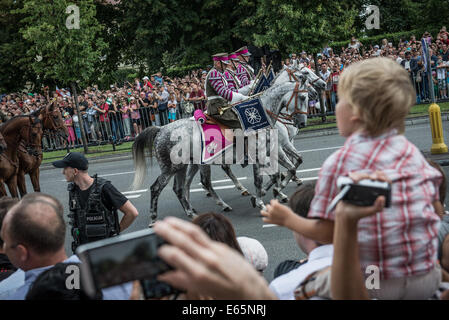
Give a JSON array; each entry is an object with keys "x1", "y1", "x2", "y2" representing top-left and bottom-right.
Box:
[{"x1": 260, "y1": 199, "x2": 295, "y2": 226}]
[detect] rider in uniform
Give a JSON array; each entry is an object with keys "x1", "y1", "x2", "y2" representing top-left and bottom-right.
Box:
[
  {"x1": 224, "y1": 53, "x2": 241, "y2": 91},
  {"x1": 232, "y1": 46, "x2": 256, "y2": 86},
  {"x1": 205, "y1": 53, "x2": 248, "y2": 129},
  {"x1": 52, "y1": 152, "x2": 139, "y2": 252}
]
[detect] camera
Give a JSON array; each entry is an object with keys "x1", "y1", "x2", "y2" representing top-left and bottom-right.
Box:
[
  {"x1": 76, "y1": 228, "x2": 178, "y2": 299},
  {"x1": 336, "y1": 176, "x2": 391, "y2": 208}
]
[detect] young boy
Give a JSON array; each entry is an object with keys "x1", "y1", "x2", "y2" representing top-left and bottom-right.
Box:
[{"x1": 262, "y1": 57, "x2": 443, "y2": 299}]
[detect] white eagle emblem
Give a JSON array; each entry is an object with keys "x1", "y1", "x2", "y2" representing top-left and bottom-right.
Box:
[{"x1": 245, "y1": 107, "x2": 261, "y2": 125}]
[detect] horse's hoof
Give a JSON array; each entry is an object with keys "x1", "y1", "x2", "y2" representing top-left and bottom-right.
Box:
[
  {"x1": 280, "y1": 196, "x2": 289, "y2": 203},
  {"x1": 261, "y1": 190, "x2": 266, "y2": 197},
  {"x1": 250, "y1": 196, "x2": 256, "y2": 208},
  {"x1": 148, "y1": 221, "x2": 156, "y2": 228},
  {"x1": 223, "y1": 206, "x2": 232, "y2": 212},
  {"x1": 241, "y1": 190, "x2": 250, "y2": 196},
  {"x1": 206, "y1": 192, "x2": 212, "y2": 197},
  {"x1": 187, "y1": 212, "x2": 198, "y2": 220},
  {"x1": 295, "y1": 179, "x2": 303, "y2": 186}
]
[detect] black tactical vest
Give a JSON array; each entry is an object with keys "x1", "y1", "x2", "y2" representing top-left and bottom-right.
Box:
[{"x1": 68, "y1": 175, "x2": 120, "y2": 252}]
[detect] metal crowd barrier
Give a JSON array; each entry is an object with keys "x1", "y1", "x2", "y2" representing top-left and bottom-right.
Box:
[{"x1": 43, "y1": 103, "x2": 196, "y2": 152}]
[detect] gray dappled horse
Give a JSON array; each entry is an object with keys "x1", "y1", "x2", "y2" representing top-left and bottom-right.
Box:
[
  {"x1": 196, "y1": 65, "x2": 327, "y2": 205},
  {"x1": 132, "y1": 81, "x2": 303, "y2": 225}
]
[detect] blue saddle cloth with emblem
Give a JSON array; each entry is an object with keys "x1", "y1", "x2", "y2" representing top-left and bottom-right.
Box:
[{"x1": 232, "y1": 98, "x2": 271, "y2": 132}]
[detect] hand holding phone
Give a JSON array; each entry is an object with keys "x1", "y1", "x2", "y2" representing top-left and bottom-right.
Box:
[
  {"x1": 76, "y1": 229, "x2": 180, "y2": 299},
  {"x1": 326, "y1": 173, "x2": 391, "y2": 215}
]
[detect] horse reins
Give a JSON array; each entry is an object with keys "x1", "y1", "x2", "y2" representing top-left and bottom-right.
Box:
[{"x1": 266, "y1": 81, "x2": 309, "y2": 126}]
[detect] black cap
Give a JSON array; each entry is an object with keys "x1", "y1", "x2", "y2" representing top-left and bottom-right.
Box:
[{"x1": 52, "y1": 152, "x2": 88, "y2": 170}]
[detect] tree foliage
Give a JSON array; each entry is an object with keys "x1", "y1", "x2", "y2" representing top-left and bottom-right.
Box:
[
  {"x1": 16, "y1": 0, "x2": 107, "y2": 88},
  {"x1": 2, "y1": 0, "x2": 449, "y2": 92}
]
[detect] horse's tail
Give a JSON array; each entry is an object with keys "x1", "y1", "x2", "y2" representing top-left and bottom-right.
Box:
[{"x1": 131, "y1": 126, "x2": 160, "y2": 190}]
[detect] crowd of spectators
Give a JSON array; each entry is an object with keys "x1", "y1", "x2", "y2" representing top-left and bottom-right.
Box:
[
  {"x1": 0, "y1": 70, "x2": 208, "y2": 149},
  {"x1": 282, "y1": 27, "x2": 449, "y2": 115},
  {"x1": 2, "y1": 26, "x2": 449, "y2": 150}
]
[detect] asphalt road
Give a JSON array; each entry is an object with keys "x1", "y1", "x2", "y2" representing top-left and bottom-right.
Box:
[{"x1": 24, "y1": 122, "x2": 449, "y2": 283}]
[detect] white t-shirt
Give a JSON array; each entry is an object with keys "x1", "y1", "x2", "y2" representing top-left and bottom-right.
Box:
[{"x1": 269, "y1": 244, "x2": 333, "y2": 300}]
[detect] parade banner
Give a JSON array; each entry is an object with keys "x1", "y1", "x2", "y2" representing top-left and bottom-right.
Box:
[
  {"x1": 253, "y1": 74, "x2": 271, "y2": 94},
  {"x1": 266, "y1": 68, "x2": 275, "y2": 85},
  {"x1": 233, "y1": 97, "x2": 271, "y2": 132}
]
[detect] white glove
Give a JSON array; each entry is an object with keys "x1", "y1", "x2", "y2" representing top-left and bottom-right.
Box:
[{"x1": 231, "y1": 92, "x2": 247, "y2": 104}]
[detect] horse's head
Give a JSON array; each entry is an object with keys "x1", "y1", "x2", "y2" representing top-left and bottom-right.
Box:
[
  {"x1": 19, "y1": 115, "x2": 43, "y2": 153},
  {"x1": 293, "y1": 90, "x2": 309, "y2": 129},
  {"x1": 296, "y1": 65, "x2": 326, "y2": 91},
  {"x1": 40, "y1": 102, "x2": 68, "y2": 140}
]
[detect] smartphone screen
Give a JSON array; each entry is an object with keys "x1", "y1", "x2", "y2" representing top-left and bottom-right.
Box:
[{"x1": 86, "y1": 233, "x2": 172, "y2": 290}]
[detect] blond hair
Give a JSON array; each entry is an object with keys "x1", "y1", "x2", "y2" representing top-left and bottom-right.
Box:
[{"x1": 338, "y1": 57, "x2": 415, "y2": 136}]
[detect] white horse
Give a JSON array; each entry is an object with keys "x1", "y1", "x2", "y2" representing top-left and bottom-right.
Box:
[{"x1": 132, "y1": 81, "x2": 303, "y2": 225}]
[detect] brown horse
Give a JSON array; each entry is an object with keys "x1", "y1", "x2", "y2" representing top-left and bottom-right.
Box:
[
  {"x1": 0, "y1": 115, "x2": 43, "y2": 198},
  {"x1": 16, "y1": 102, "x2": 68, "y2": 196},
  {"x1": 0, "y1": 132, "x2": 6, "y2": 154}
]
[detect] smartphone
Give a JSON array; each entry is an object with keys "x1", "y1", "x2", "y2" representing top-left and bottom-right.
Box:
[{"x1": 76, "y1": 228, "x2": 175, "y2": 299}]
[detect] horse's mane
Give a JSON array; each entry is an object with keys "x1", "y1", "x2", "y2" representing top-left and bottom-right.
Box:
[{"x1": 0, "y1": 114, "x2": 39, "y2": 133}]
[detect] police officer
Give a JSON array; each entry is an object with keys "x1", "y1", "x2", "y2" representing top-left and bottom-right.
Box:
[
  {"x1": 205, "y1": 53, "x2": 248, "y2": 129},
  {"x1": 52, "y1": 152, "x2": 138, "y2": 252}
]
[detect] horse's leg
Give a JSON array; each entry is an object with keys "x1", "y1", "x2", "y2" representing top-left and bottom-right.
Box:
[
  {"x1": 148, "y1": 170, "x2": 174, "y2": 227},
  {"x1": 271, "y1": 152, "x2": 294, "y2": 203},
  {"x1": 29, "y1": 167, "x2": 41, "y2": 192},
  {"x1": 173, "y1": 166, "x2": 197, "y2": 219},
  {"x1": 17, "y1": 169, "x2": 27, "y2": 197},
  {"x1": 279, "y1": 143, "x2": 303, "y2": 190},
  {"x1": 199, "y1": 168, "x2": 211, "y2": 197},
  {"x1": 200, "y1": 165, "x2": 232, "y2": 212},
  {"x1": 220, "y1": 164, "x2": 250, "y2": 196},
  {"x1": 5, "y1": 173, "x2": 19, "y2": 198},
  {"x1": 250, "y1": 164, "x2": 267, "y2": 211},
  {"x1": 185, "y1": 164, "x2": 199, "y2": 205},
  {"x1": 0, "y1": 180, "x2": 7, "y2": 197}
]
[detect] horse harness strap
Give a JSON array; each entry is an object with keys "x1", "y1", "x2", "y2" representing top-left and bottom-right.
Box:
[{"x1": 266, "y1": 81, "x2": 308, "y2": 126}]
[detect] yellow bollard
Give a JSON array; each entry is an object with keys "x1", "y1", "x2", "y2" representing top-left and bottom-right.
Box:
[{"x1": 429, "y1": 103, "x2": 448, "y2": 154}]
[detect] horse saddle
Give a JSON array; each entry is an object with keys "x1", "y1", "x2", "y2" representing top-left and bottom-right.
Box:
[{"x1": 193, "y1": 110, "x2": 234, "y2": 164}]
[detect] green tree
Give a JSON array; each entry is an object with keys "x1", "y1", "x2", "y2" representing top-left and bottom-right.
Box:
[
  {"x1": 248, "y1": 0, "x2": 358, "y2": 54},
  {"x1": 0, "y1": 0, "x2": 35, "y2": 92},
  {"x1": 17, "y1": 0, "x2": 107, "y2": 153}
]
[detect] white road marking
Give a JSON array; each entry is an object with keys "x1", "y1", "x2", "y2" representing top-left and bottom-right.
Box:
[
  {"x1": 123, "y1": 189, "x2": 148, "y2": 195},
  {"x1": 126, "y1": 194, "x2": 141, "y2": 199},
  {"x1": 191, "y1": 185, "x2": 236, "y2": 192},
  {"x1": 263, "y1": 224, "x2": 279, "y2": 228},
  {"x1": 296, "y1": 167, "x2": 320, "y2": 173},
  {"x1": 301, "y1": 146, "x2": 342, "y2": 153},
  {"x1": 198, "y1": 177, "x2": 247, "y2": 185}
]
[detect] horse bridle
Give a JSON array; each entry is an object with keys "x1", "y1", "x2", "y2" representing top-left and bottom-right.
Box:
[
  {"x1": 19, "y1": 116, "x2": 43, "y2": 157},
  {"x1": 41, "y1": 106, "x2": 67, "y2": 139},
  {"x1": 266, "y1": 81, "x2": 309, "y2": 126}
]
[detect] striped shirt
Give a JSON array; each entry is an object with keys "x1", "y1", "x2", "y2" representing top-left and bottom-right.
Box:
[
  {"x1": 208, "y1": 69, "x2": 233, "y2": 101},
  {"x1": 224, "y1": 70, "x2": 238, "y2": 92},
  {"x1": 236, "y1": 64, "x2": 251, "y2": 86},
  {"x1": 308, "y1": 129, "x2": 442, "y2": 280}
]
